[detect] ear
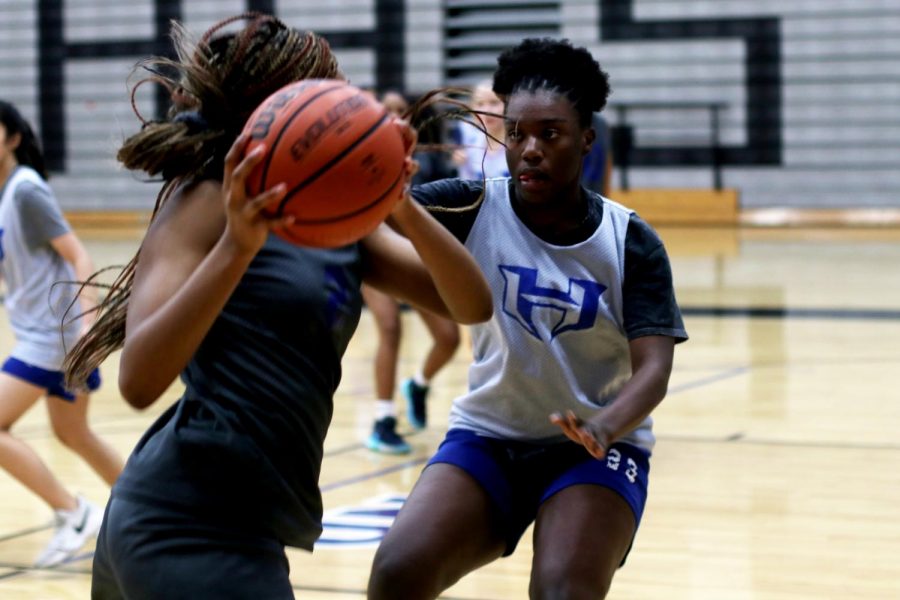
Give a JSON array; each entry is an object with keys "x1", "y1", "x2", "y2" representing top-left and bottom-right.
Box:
[
  {"x1": 582, "y1": 126, "x2": 596, "y2": 157},
  {"x1": 7, "y1": 132, "x2": 22, "y2": 153}
]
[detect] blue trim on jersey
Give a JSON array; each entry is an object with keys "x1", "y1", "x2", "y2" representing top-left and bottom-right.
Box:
[{"x1": 2, "y1": 357, "x2": 100, "y2": 401}]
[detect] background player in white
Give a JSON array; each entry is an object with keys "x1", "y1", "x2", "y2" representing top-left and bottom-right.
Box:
[
  {"x1": 368, "y1": 38, "x2": 687, "y2": 599},
  {"x1": 0, "y1": 99, "x2": 123, "y2": 567}
]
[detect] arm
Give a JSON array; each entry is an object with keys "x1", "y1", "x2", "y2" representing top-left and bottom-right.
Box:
[
  {"x1": 361, "y1": 196, "x2": 492, "y2": 324},
  {"x1": 551, "y1": 335, "x2": 675, "y2": 459},
  {"x1": 118, "y1": 136, "x2": 287, "y2": 408},
  {"x1": 50, "y1": 232, "x2": 97, "y2": 329}
]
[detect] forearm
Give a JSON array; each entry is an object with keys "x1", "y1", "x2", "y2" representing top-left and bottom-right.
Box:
[
  {"x1": 600, "y1": 366, "x2": 670, "y2": 442},
  {"x1": 389, "y1": 199, "x2": 491, "y2": 323},
  {"x1": 119, "y1": 237, "x2": 254, "y2": 407}
]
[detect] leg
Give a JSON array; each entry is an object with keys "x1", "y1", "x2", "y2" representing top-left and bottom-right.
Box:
[
  {"x1": 403, "y1": 310, "x2": 459, "y2": 430},
  {"x1": 0, "y1": 372, "x2": 76, "y2": 511},
  {"x1": 368, "y1": 464, "x2": 506, "y2": 600},
  {"x1": 415, "y1": 309, "x2": 460, "y2": 380},
  {"x1": 362, "y1": 285, "x2": 402, "y2": 400},
  {"x1": 529, "y1": 485, "x2": 636, "y2": 600},
  {"x1": 47, "y1": 392, "x2": 123, "y2": 486},
  {"x1": 363, "y1": 285, "x2": 410, "y2": 453}
]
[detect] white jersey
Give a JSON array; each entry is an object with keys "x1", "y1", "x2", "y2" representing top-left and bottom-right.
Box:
[
  {"x1": 0, "y1": 166, "x2": 80, "y2": 370},
  {"x1": 449, "y1": 177, "x2": 656, "y2": 452}
]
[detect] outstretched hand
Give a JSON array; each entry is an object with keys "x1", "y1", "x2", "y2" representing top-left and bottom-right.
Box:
[
  {"x1": 221, "y1": 133, "x2": 291, "y2": 255},
  {"x1": 550, "y1": 410, "x2": 613, "y2": 459}
]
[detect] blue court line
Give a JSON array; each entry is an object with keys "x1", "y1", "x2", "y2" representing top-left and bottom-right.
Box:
[
  {"x1": 320, "y1": 457, "x2": 428, "y2": 492},
  {"x1": 681, "y1": 306, "x2": 900, "y2": 320}
]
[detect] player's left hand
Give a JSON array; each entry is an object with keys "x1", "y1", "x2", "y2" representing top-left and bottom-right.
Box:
[{"x1": 550, "y1": 410, "x2": 614, "y2": 459}]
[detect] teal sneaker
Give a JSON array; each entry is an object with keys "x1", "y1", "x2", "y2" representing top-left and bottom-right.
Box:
[
  {"x1": 403, "y1": 378, "x2": 429, "y2": 430},
  {"x1": 366, "y1": 417, "x2": 411, "y2": 454}
]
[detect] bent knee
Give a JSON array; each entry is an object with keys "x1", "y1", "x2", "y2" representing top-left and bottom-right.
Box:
[
  {"x1": 530, "y1": 565, "x2": 612, "y2": 600},
  {"x1": 51, "y1": 423, "x2": 92, "y2": 449},
  {"x1": 368, "y1": 547, "x2": 443, "y2": 600}
]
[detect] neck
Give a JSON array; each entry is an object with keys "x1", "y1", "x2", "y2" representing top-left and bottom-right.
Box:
[
  {"x1": 512, "y1": 187, "x2": 591, "y2": 234},
  {"x1": 0, "y1": 158, "x2": 17, "y2": 190}
]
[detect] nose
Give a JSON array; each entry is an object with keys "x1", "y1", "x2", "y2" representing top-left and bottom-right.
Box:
[{"x1": 521, "y1": 136, "x2": 542, "y2": 163}]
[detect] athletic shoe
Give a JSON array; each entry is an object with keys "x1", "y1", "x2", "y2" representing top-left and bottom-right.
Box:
[
  {"x1": 34, "y1": 495, "x2": 103, "y2": 568},
  {"x1": 403, "y1": 378, "x2": 429, "y2": 430},
  {"x1": 366, "y1": 416, "x2": 411, "y2": 455}
]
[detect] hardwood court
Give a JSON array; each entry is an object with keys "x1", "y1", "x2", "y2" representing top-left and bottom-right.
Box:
[{"x1": 1, "y1": 224, "x2": 899, "y2": 599}]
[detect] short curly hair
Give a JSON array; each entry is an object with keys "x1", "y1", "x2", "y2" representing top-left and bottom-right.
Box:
[{"x1": 492, "y1": 38, "x2": 610, "y2": 127}]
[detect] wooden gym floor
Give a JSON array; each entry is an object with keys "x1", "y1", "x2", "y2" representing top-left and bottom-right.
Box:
[{"x1": 0, "y1": 224, "x2": 898, "y2": 599}]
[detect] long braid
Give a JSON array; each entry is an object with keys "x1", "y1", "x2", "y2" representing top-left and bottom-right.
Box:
[{"x1": 64, "y1": 14, "x2": 340, "y2": 388}]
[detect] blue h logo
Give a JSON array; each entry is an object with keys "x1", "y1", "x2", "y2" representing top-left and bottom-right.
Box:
[{"x1": 499, "y1": 266, "x2": 606, "y2": 340}]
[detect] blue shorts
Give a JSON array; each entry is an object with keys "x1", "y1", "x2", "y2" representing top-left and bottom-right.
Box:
[
  {"x1": 427, "y1": 428, "x2": 650, "y2": 558},
  {"x1": 2, "y1": 357, "x2": 101, "y2": 402}
]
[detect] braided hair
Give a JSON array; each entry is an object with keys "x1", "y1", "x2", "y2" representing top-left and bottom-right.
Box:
[
  {"x1": 64, "y1": 13, "x2": 340, "y2": 387},
  {"x1": 0, "y1": 100, "x2": 48, "y2": 180},
  {"x1": 492, "y1": 38, "x2": 610, "y2": 127}
]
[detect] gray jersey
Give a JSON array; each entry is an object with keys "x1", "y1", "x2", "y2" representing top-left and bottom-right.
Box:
[
  {"x1": 0, "y1": 166, "x2": 80, "y2": 370},
  {"x1": 450, "y1": 178, "x2": 656, "y2": 452}
]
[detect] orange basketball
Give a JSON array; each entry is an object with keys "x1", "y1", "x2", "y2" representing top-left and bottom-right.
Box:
[{"x1": 242, "y1": 79, "x2": 407, "y2": 247}]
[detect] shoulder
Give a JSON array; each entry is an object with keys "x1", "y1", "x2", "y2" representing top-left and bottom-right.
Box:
[
  {"x1": 10, "y1": 167, "x2": 53, "y2": 202},
  {"x1": 13, "y1": 179, "x2": 54, "y2": 206},
  {"x1": 624, "y1": 212, "x2": 664, "y2": 255},
  {"x1": 11, "y1": 174, "x2": 63, "y2": 222},
  {"x1": 143, "y1": 179, "x2": 225, "y2": 256},
  {"x1": 410, "y1": 178, "x2": 487, "y2": 244},
  {"x1": 411, "y1": 178, "x2": 484, "y2": 208}
]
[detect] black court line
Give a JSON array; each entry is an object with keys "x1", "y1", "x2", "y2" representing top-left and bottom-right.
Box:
[
  {"x1": 324, "y1": 427, "x2": 430, "y2": 458},
  {"x1": 657, "y1": 432, "x2": 900, "y2": 452},
  {"x1": 0, "y1": 555, "x2": 93, "y2": 583},
  {"x1": 0, "y1": 568, "x2": 25, "y2": 581},
  {"x1": 667, "y1": 366, "x2": 750, "y2": 394},
  {"x1": 0, "y1": 523, "x2": 53, "y2": 544},
  {"x1": 682, "y1": 306, "x2": 900, "y2": 320}
]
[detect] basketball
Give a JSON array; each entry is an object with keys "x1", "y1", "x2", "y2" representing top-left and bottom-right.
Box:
[{"x1": 242, "y1": 79, "x2": 408, "y2": 248}]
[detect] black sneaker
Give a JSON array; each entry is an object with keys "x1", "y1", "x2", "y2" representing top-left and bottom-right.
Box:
[
  {"x1": 403, "y1": 378, "x2": 429, "y2": 430},
  {"x1": 366, "y1": 416, "x2": 411, "y2": 454}
]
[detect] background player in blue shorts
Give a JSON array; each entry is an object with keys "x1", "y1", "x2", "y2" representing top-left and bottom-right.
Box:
[
  {"x1": 368, "y1": 38, "x2": 688, "y2": 599},
  {"x1": 0, "y1": 100, "x2": 123, "y2": 567}
]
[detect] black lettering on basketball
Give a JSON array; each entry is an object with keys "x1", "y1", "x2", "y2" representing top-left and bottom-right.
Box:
[
  {"x1": 249, "y1": 87, "x2": 301, "y2": 139},
  {"x1": 289, "y1": 94, "x2": 369, "y2": 162}
]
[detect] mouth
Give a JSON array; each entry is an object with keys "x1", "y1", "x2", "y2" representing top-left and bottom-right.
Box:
[{"x1": 517, "y1": 169, "x2": 550, "y2": 189}]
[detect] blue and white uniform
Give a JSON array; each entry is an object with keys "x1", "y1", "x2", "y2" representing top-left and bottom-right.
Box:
[
  {"x1": 412, "y1": 177, "x2": 687, "y2": 555},
  {"x1": 0, "y1": 166, "x2": 99, "y2": 399}
]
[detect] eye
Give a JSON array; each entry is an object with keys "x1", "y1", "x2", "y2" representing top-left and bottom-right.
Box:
[
  {"x1": 506, "y1": 128, "x2": 522, "y2": 142},
  {"x1": 543, "y1": 129, "x2": 560, "y2": 140}
]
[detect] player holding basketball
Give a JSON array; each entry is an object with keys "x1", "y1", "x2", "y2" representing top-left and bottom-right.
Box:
[
  {"x1": 62, "y1": 13, "x2": 491, "y2": 599},
  {"x1": 367, "y1": 38, "x2": 688, "y2": 599},
  {"x1": 0, "y1": 100, "x2": 123, "y2": 568}
]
